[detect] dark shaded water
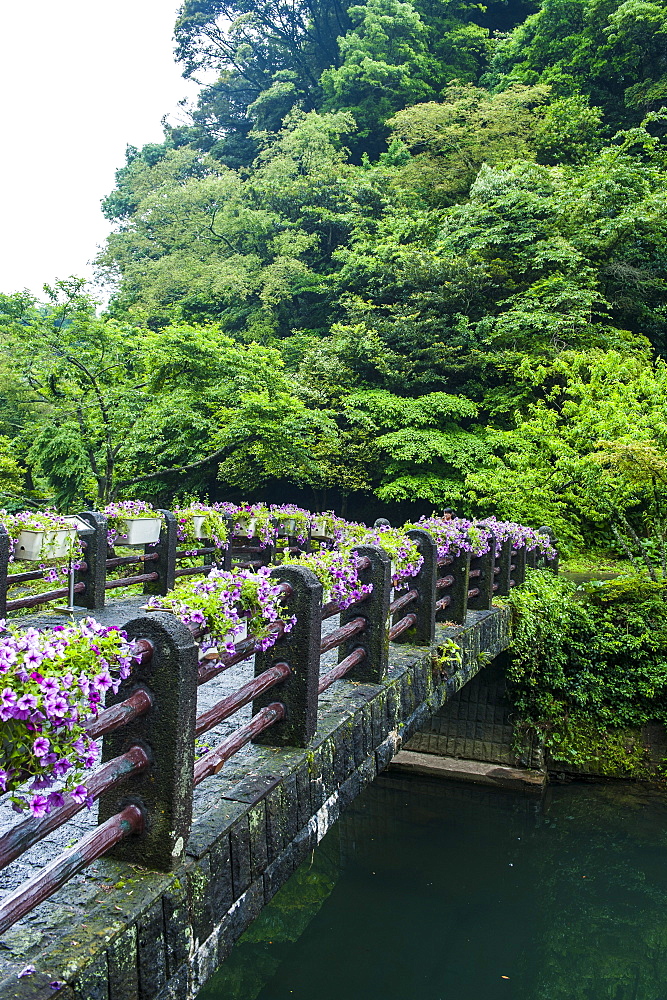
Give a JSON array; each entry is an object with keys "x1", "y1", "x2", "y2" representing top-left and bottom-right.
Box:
[{"x1": 198, "y1": 774, "x2": 667, "y2": 1000}]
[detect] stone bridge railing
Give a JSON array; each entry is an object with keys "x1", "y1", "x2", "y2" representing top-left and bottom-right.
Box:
[
  {"x1": 0, "y1": 512, "x2": 557, "y2": 620},
  {"x1": 0, "y1": 524, "x2": 557, "y2": 943}
]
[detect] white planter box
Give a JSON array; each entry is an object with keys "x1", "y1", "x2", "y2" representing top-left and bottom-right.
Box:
[
  {"x1": 234, "y1": 518, "x2": 257, "y2": 539},
  {"x1": 199, "y1": 620, "x2": 248, "y2": 661},
  {"x1": 277, "y1": 518, "x2": 298, "y2": 537},
  {"x1": 116, "y1": 517, "x2": 162, "y2": 546},
  {"x1": 192, "y1": 515, "x2": 207, "y2": 540},
  {"x1": 62, "y1": 515, "x2": 92, "y2": 532},
  {"x1": 310, "y1": 518, "x2": 333, "y2": 539},
  {"x1": 16, "y1": 528, "x2": 76, "y2": 561}
]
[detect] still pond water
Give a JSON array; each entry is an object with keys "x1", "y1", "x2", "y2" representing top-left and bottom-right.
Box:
[{"x1": 198, "y1": 774, "x2": 667, "y2": 1000}]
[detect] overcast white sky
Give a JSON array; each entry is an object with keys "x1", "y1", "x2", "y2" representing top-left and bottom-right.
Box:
[{"x1": 0, "y1": 1, "x2": 200, "y2": 299}]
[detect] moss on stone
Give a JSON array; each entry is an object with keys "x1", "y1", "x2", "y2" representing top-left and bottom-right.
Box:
[{"x1": 548, "y1": 720, "x2": 657, "y2": 779}]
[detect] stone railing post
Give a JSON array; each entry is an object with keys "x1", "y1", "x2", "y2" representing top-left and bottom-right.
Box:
[
  {"x1": 494, "y1": 537, "x2": 513, "y2": 597},
  {"x1": 220, "y1": 517, "x2": 234, "y2": 571},
  {"x1": 538, "y1": 526, "x2": 559, "y2": 574},
  {"x1": 252, "y1": 564, "x2": 322, "y2": 747},
  {"x1": 73, "y1": 511, "x2": 108, "y2": 610},
  {"x1": 338, "y1": 544, "x2": 392, "y2": 684},
  {"x1": 0, "y1": 522, "x2": 9, "y2": 619},
  {"x1": 526, "y1": 547, "x2": 538, "y2": 570},
  {"x1": 394, "y1": 528, "x2": 437, "y2": 645},
  {"x1": 98, "y1": 612, "x2": 198, "y2": 870},
  {"x1": 510, "y1": 544, "x2": 527, "y2": 588},
  {"x1": 143, "y1": 509, "x2": 177, "y2": 597},
  {"x1": 467, "y1": 534, "x2": 496, "y2": 611},
  {"x1": 437, "y1": 549, "x2": 470, "y2": 625}
]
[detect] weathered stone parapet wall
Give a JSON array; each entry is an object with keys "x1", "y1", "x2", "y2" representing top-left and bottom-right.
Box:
[{"x1": 0, "y1": 609, "x2": 509, "y2": 1000}]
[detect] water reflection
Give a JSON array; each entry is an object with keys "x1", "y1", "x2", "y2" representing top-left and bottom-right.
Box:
[{"x1": 198, "y1": 775, "x2": 667, "y2": 1000}]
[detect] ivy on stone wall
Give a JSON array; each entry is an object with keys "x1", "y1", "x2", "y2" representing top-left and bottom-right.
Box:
[{"x1": 505, "y1": 570, "x2": 667, "y2": 768}]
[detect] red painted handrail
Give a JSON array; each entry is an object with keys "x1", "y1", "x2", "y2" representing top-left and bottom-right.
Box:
[
  {"x1": 193, "y1": 704, "x2": 285, "y2": 785},
  {"x1": 0, "y1": 804, "x2": 144, "y2": 935},
  {"x1": 195, "y1": 663, "x2": 290, "y2": 737}
]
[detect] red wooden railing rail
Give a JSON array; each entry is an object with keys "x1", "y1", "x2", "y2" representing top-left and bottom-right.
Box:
[{"x1": 0, "y1": 805, "x2": 144, "y2": 936}]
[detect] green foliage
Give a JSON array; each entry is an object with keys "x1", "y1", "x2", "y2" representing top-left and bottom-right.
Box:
[
  {"x1": 0, "y1": 436, "x2": 23, "y2": 495},
  {"x1": 488, "y1": 0, "x2": 667, "y2": 129},
  {"x1": 546, "y1": 720, "x2": 653, "y2": 777},
  {"x1": 321, "y1": 0, "x2": 435, "y2": 152},
  {"x1": 464, "y1": 349, "x2": 667, "y2": 550},
  {"x1": 5, "y1": 0, "x2": 667, "y2": 540},
  {"x1": 388, "y1": 83, "x2": 554, "y2": 201},
  {"x1": 506, "y1": 570, "x2": 667, "y2": 765}
]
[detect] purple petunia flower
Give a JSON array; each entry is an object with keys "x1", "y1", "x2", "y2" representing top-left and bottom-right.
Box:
[
  {"x1": 29, "y1": 796, "x2": 49, "y2": 817},
  {"x1": 32, "y1": 736, "x2": 50, "y2": 758}
]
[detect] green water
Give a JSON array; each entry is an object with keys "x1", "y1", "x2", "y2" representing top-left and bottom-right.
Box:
[{"x1": 198, "y1": 774, "x2": 667, "y2": 1000}]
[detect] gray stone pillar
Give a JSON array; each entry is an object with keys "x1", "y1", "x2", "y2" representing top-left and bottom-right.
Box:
[
  {"x1": 74, "y1": 510, "x2": 108, "y2": 610},
  {"x1": 253, "y1": 564, "x2": 322, "y2": 747},
  {"x1": 438, "y1": 550, "x2": 470, "y2": 625},
  {"x1": 511, "y1": 544, "x2": 527, "y2": 588},
  {"x1": 495, "y1": 537, "x2": 513, "y2": 597},
  {"x1": 0, "y1": 522, "x2": 9, "y2": 619},
  {"x1": 338, "y1": 544, "x2": 392, "y2": 684},
  {"x1": 467, "y1": 534, "x2": 495, "y2": 611},
  {"x1": 99, "y1": 612, "x2": 198, "y2": 871},
  {"x1": 143, "y1": 509, "x2": 177, "y2": 597},
  {"x1": 538, "y1": 526, "x2": 559, "y2": 574},
  {"x1": 392, "y1": 528, "x2": 437, "y2": 645}
]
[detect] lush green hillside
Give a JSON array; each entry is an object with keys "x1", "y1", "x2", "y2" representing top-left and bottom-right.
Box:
[{"x1": 2, "y1": 0, "x2": 667, "y2": 557}]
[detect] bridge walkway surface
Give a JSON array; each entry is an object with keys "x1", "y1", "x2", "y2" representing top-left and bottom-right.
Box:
[{"x1": 0, "y1": 601, "x2": 509, "y2": 1000}]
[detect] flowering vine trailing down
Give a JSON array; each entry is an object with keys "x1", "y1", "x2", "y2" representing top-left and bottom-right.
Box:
[
  {"x1": 408, "y1": 516, "x2": 555, "y2": 562},
  {"x1": 282, "y1": 548, "x2": 373, "y2": 608},
  {"x1": 172, "y1": 501, "x2": 229, "y2": 556},
  {"x1": 0, "y1": 509, "x2": 85, "y2": 590},
  {"x1": 227, "y1": 503, "x2": 276, "y2": 548},
  {"x1": 343, "y1": 524, "x2": 423, "y2": 590},
  {"x1": 477, "y1": 517, "x2": 557, "y2": 560},
  {"x1": 407, "y1": 517, "x2": 493, "y2": 561},
  {"x1": 146, "y1": 567, "x2": 295, "y2": 654},
  {"x1": 0, "y1": 618, "x2": 136, "y2": 815},
  {"x1": 269, "y1": 504, "x2": 312, "y2": 545}
]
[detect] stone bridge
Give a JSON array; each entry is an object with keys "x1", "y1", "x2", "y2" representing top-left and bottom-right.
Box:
[
  {"x1": 1, "y1": 603, "x2": 511, "y2": 1000},
  {"x1": 0, "y1": 514, "x2": 558, "y2": 1000}
]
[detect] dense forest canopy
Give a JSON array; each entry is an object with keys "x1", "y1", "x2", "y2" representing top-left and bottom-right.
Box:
[{"x1": 2, "y1": 0, "x2": 667, "y2": 553}]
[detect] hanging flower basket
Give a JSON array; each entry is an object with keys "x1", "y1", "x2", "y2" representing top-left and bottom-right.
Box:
[
  {"x1": 173, "y1": 504, "x2": 229, "y2": 553},
  {"x1": 229, "y1": 505, "x2": 277, "y2": 547},
  {"x1": 15, "y1": 527, "x2": 77, "y2": 562},
  {"x1": 146, "y1": 567, "x2": 295, "y2": 655},
  {"x1": 103, "y1": 501, "x2": 164, "y2": 547}
]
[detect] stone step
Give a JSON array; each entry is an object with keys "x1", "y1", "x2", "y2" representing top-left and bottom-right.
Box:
[{"x1": 389, "y1": 750, "x2": 546, "y2": 791}]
